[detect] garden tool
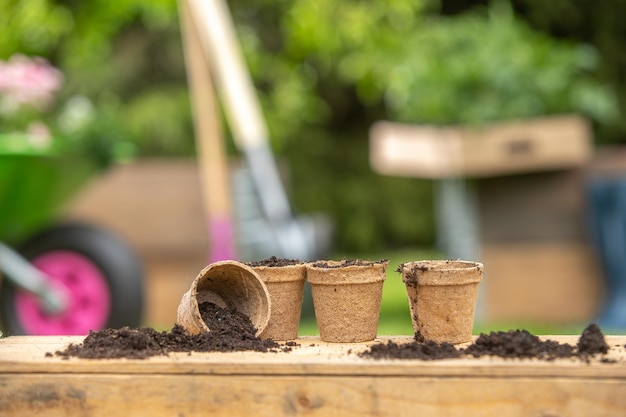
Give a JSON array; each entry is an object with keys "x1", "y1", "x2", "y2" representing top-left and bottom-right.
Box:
[
  {"x1": 179, "y1": 0, "x2": 236, "y2": 262},
  {"x1": 0, "y1": 241, "x2": 65, "y2": 314},
  {"x1": 183, "y1": 0, "x2": 331, "y2": 261}
]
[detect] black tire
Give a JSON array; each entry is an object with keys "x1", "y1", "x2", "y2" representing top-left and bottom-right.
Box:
[{"x1": 0, "y1": 223, "x2": 144, "y2": 335}]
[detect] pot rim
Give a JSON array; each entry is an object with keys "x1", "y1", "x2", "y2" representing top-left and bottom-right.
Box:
[
  {"x1": 306, "y1": 260, "x2": 388, "y2": 285},
  {"x1": 400, "y1": 260, "x2": 483, "y2": 286},
  {"x1": 248, "y1": 263, "x2": 307, "y2": 283}
]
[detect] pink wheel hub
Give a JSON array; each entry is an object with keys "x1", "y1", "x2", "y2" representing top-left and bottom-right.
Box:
[{"x1": 14, "y1": 251, "x2": 111, "y2": 335}]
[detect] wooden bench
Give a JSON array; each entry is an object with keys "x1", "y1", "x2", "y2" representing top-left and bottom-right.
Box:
[{"x1": 1, "y1": 335, "x2": 625, "y2": 416}]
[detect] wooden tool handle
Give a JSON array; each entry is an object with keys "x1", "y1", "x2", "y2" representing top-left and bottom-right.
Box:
[
  {"x1": 180, "y1": 0, "x2": 236, "y2": 261},
  {"x1": 186, "y1": 0, "x2": 268, "y2": 150}
]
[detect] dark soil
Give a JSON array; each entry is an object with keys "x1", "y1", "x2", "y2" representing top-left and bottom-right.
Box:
[
  {"x1": 577, "y1": 323, "x2": 609, "y2": 356},
  {"x1": 463, "y1": 330, "x2": 576, "y2": 360},
  {"x1": 245, "y1": 256, "x2": 305, "y2": 267},
  {"x1": 312, "y1": 259, "x2": 388, "y2": 268},
  {"x1": 198, "y1": 301, "x2": 259, "y2": 340},
  {"x1": 49, "y1": 301, "x2": 612, "y2": 363},
  {"x1": 360, "y1": 324, "x2": 612, "y2": 362},
  {"x1": 360, "y1": 339, "x2": 462, "y2": 360},
  {"x1": 52, "y1": 302, "x2": 283, "y2": 359},
  {"x1": 396, "y1": 262, "x2": 422, "y2": 274}
]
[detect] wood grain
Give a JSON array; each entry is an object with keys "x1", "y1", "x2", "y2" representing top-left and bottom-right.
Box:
[{"x1": 1, "y1": 336, "x2": 625, "y2": 417}]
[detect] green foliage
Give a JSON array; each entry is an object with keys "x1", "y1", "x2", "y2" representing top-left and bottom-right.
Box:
[
  {"x1": 358, "y1": 2, "x2": 619, "y2": 126},
  {"x1": 509, "y1": 0, "x2": 626, "y2": 144},
  {"x1": 230, "y1": 0, "x2": 617, "y2": 250},
  {"x1": 1, "y1": 0, "x2": 188, "y2": 160},
  {"x1": 1, "y1": 0, "x2": 622, "y2": 251},
  {"x1": 124, "y1": 85, "x2": 194, "y2": 156},
  {"x1": 0, "y1": 0, "x2": 73, "y2": 56},
  {"x1": 236, "y1": 0, "x2": 617, "y2": 137}
]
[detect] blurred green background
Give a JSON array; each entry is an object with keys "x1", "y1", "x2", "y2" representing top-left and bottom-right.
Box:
[
  {"x1": 3, "y1": 0, "x2": 625, "y2": 334},
  {"x1": 2, "y1": 0, "x2": 624, "y2": 254}
]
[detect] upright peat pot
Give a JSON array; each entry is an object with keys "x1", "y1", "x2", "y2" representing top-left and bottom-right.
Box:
[
  {"x1": 246, "y1": 258, "x2": 307, "y2": 341},
  {"x1": 400, "y1": 260, "x2": 483, "y2": 344},
  {"x1": 306, "y1": 259, "x2": 388, "y2": 343}
]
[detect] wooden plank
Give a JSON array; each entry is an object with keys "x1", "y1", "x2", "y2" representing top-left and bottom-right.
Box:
[
  {"x1": 1, "y1": 336, "x2": 625, "y2": 376},
  {"x1": 461, "y1": 115, "x2": 592, "y2": 177},
  {"x1": 370, "y1": 115, "x2": 591, "y2": 179},
  {"x1": 482, "y1": 243, "x2": 604, "y2": 322},
  {"x1": 1, "y1": 336, "x2": 625, "y2": 417},
  {"x1": 1, "y1": 374, "x2": 625, "y2": 417}
]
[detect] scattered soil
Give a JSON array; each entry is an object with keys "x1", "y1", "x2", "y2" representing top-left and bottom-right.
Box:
[
  {"x1": 49, "y1": 300, "x2": 612, "y2": 363},
  {"x1": 463, "y1": 330, "x2": 576, "y2": 360},
  {"x1": 52, "y1": 302, "x2": 284, "y2": 359},
  {"x1": 360, "y1": 324, "x2": 611, "y2": 362},
  {"x1": 245, "y1": 256, "x2": 305, "y2": 267},
  {"x1": 312, "y1": 259, "x2": 388, "y2": 268},
  {"x1": 360, "y1": 339, "x2": 462, "y2": 360},
  {"x1": 396, "y1": 262, "x2": 422, "y2": 290},
  {"x1": 396, "y1": 262, "x2": 425, "y2": 274}
]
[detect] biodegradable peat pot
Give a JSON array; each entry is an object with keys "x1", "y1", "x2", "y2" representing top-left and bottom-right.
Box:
[
  {"x1": 176, "y1": 260, "x2": 271, "y2": 337},
  {"x1": 400, "y1": 260, "x2": 483, "y2": 344},
  {"x1": 246, "y1": 259, "x2": 307, "y2": 341},
  {"x1": 306, "y1": 259, "x2": 388, "y2": 343}
]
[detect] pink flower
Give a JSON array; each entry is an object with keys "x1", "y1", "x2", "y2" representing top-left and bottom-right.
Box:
[{"x1": 0, "y1": 54, "x2": 64, "y2": 111}]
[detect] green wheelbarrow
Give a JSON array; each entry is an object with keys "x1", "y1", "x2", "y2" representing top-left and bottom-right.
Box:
[{"x1": 0, "y1": 134, "x2": 144, "y2": 335}]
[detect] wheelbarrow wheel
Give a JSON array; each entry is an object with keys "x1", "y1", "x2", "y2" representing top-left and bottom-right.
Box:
[{"x1": 0, "y1": 223, "x2": 144, "y2": 335}]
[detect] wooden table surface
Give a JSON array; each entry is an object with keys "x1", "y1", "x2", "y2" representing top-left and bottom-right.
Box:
[{"x1": 1, "y1": 335, "x2": 625, "y2": 417}]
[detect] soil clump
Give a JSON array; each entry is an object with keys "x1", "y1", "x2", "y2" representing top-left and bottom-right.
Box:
[
  {"x1": 360, "y1": 324, "x2": 611, "y2": 362},
  {"x1": 312, "y1": 259, "x2": 388, "y2": 268},
  {"x1": 245, "y1": 256, "x2": 304, "y2": 267},
  {"x1": 52, "y1": 302, "x2": 283, "y2": 359},
  {"x1": 577, "y1": 323, "x2": 609, "y2": 356},
  {"x1": 463, "y1": 330, "x2": 576, "y2": 360},
  {"x1": 361, "y1": 339, "x2": 462, "y2": 360}
]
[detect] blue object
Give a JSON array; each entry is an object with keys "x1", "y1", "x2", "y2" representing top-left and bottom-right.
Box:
[{"x1": 587, "y1": 177, "x2": 626, "y2": 330}]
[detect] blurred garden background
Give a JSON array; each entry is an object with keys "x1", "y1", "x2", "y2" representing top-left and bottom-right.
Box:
[{"x1": 2, "y1": 0, "x2": 626, "y2": 334}]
